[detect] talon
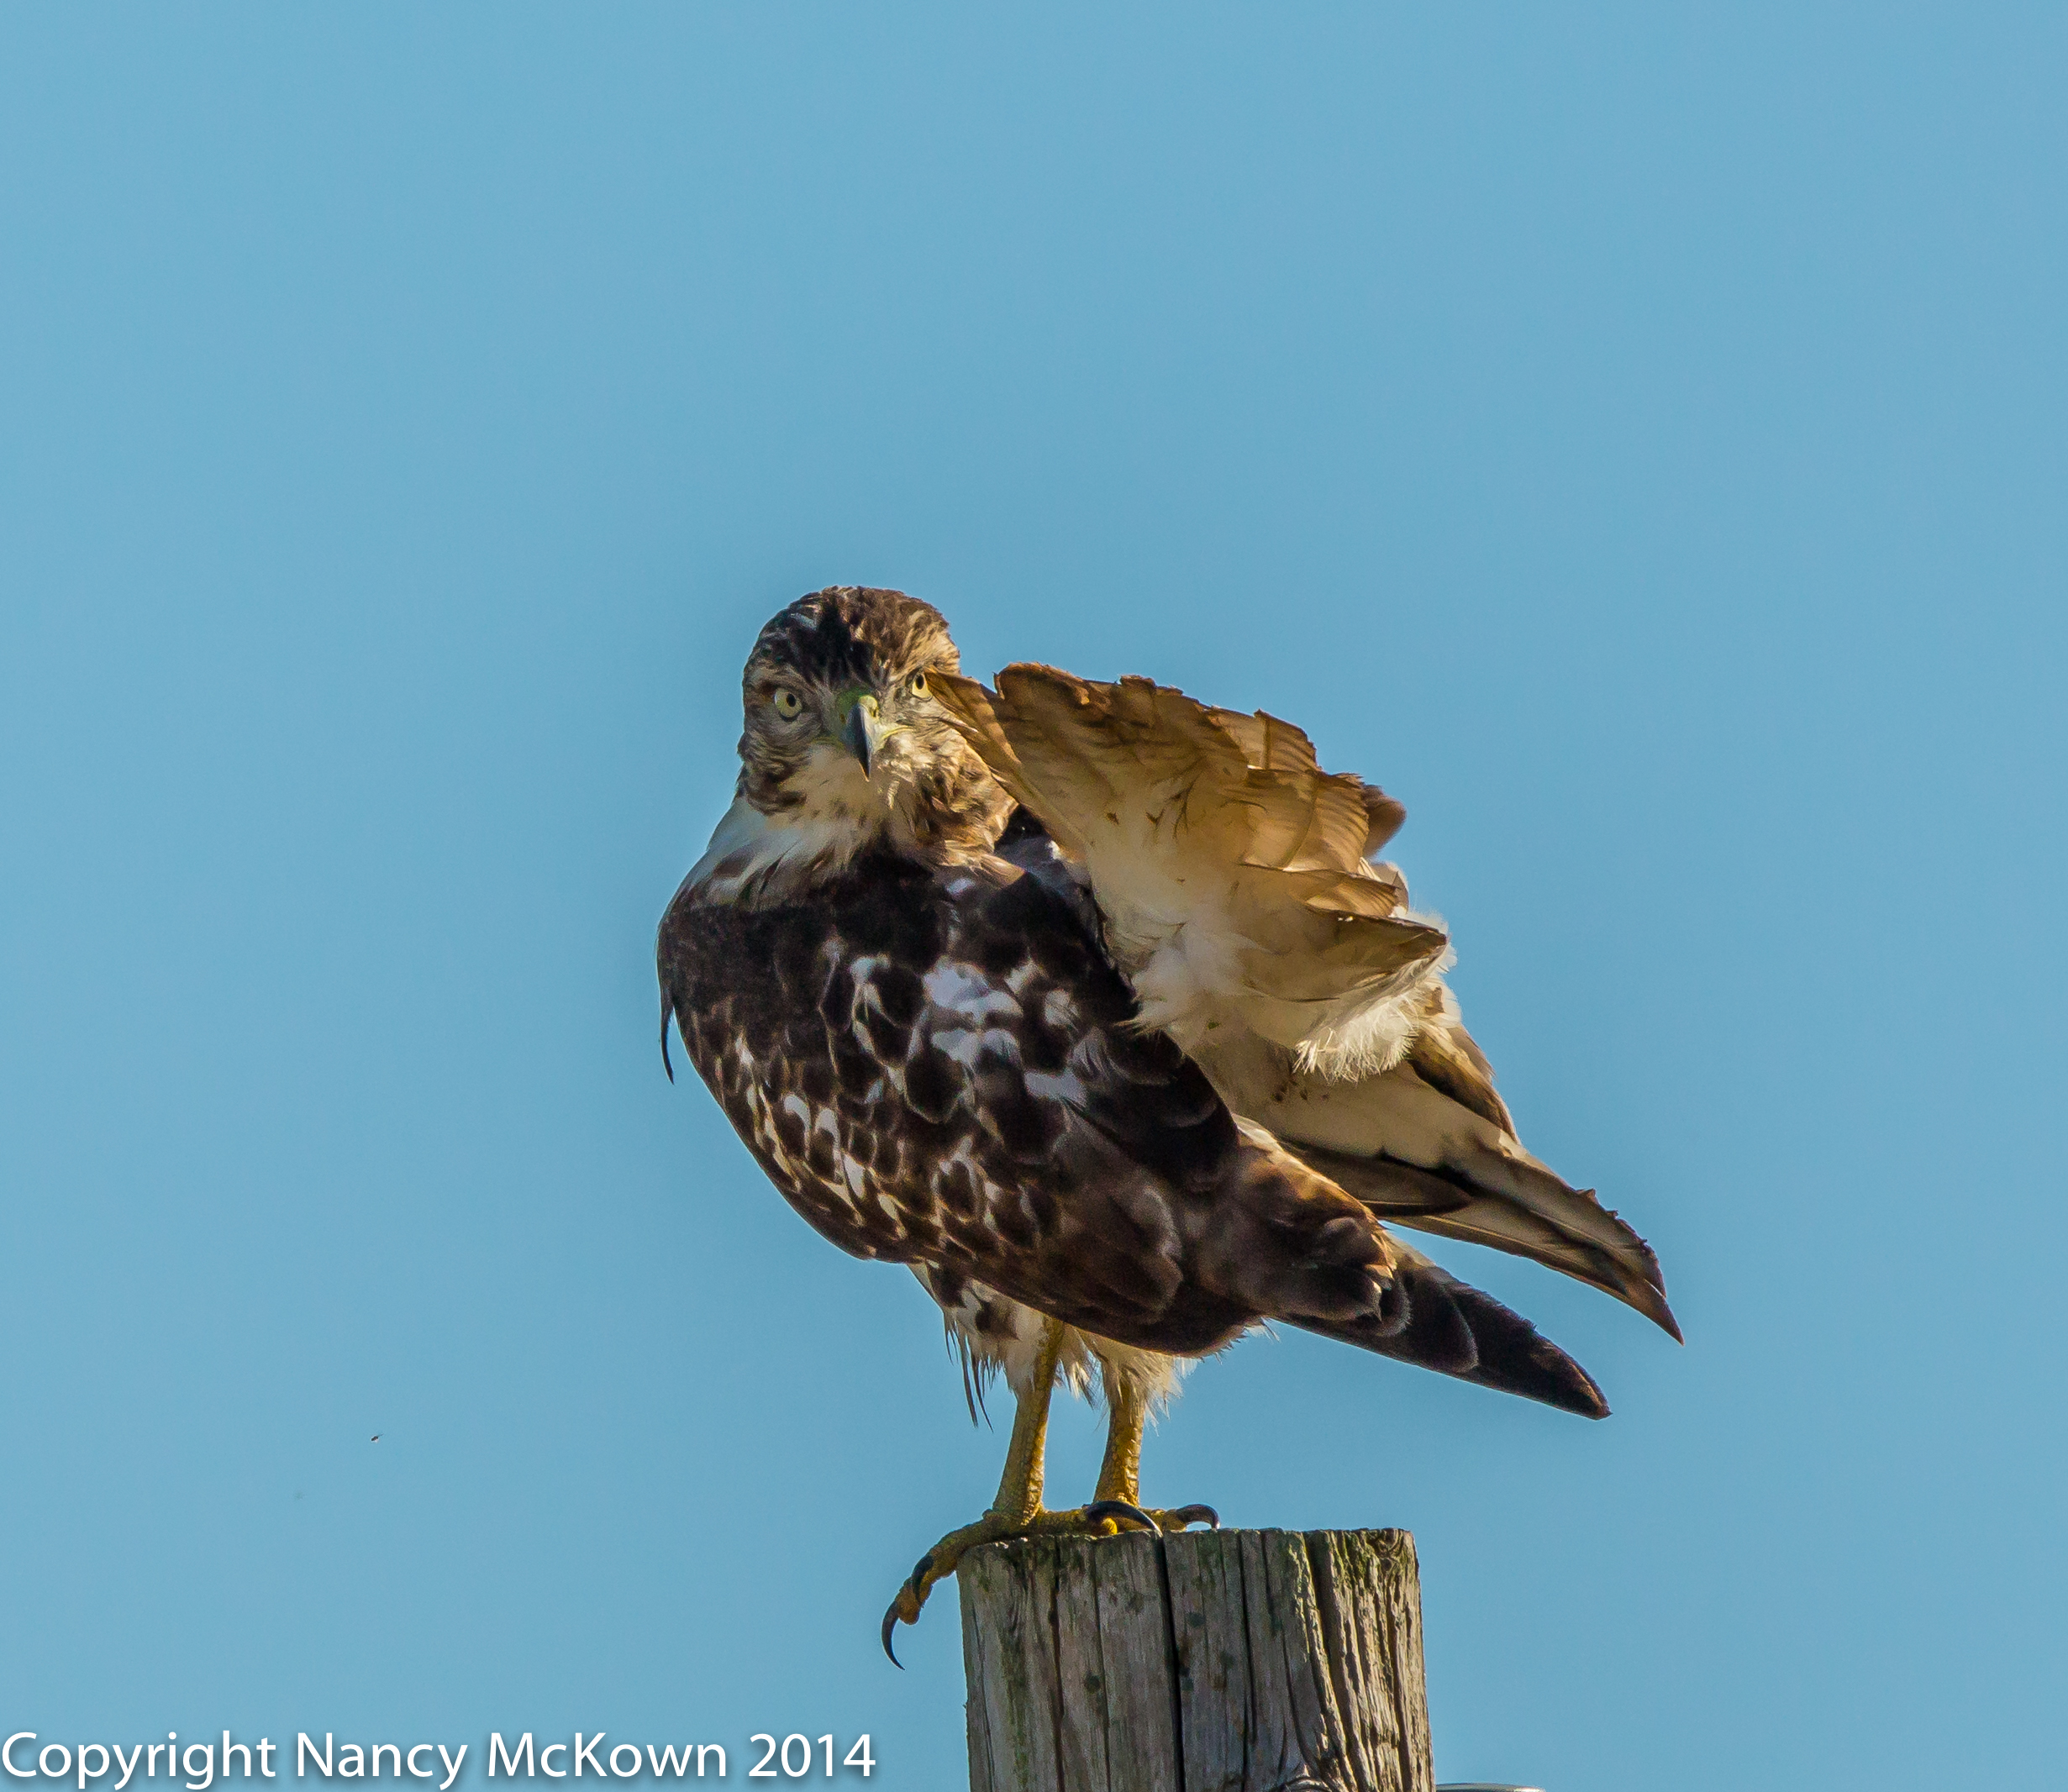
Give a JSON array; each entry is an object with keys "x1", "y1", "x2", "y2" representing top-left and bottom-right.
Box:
[
  {"x1": 1083, "y1": 1499, "x2": 1160, "y2": 1533},
  {"x1": 1167, "y1": 1503, "x2": 1219, "y2": 1530},
  {"x1": 881, "y1": 1554, "x2": 933, "y2": 1667}
]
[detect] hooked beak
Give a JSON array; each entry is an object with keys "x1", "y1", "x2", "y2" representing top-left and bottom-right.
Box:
[{"x1": 841, "y1": 693, "x2": 892, "y2": 775}]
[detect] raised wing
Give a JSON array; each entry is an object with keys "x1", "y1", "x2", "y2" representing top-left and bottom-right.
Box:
[
  {"x1": 933, "y1": 664, "x2": 1679, "y2": 1341},
  {"x1": 932, "y1": 665, "x2": 1448, "y2": 1074}
]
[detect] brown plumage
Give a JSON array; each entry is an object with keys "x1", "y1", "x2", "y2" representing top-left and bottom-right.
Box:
[{"x1": 658, "y1": 588, "x2": 1675, "y2": 1647}]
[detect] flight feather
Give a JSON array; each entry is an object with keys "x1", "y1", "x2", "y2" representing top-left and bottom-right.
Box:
[{"x1": 933, "y1": 661, "x2": 1679, "y2": 1340}]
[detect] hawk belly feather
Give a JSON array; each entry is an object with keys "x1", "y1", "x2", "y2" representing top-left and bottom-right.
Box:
[{"x1": 661, "y1": 843, "x2": 1374, "y2": 1353}]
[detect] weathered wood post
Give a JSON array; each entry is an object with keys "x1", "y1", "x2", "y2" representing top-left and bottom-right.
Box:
[{"x1": 960, "y1": 1528, "x2": 1435, "y2": 1792}]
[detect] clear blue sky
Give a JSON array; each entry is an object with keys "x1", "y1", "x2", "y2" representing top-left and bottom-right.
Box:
[{"x1": 3, "y1": 8, "x2": 2062, "y2": 1788}]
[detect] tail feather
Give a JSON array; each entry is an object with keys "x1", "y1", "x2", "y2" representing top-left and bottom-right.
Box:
[{"x1": 1293, "y1": 1243, "x2": 1610, "y2": 1419}]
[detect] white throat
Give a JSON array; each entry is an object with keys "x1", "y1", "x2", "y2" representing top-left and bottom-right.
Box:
[{"x1": 686, "y1": 747, "x2": 896, "y2": 906}]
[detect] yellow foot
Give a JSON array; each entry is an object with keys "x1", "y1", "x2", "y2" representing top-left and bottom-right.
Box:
[{"x1": 880, "y1": 1500, "x2": 1219, "y2": 1664}]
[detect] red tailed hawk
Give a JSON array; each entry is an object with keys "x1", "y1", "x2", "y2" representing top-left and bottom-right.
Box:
[{"x1": 655, "y1": 586, "x2": 1676, "y2": 1661}]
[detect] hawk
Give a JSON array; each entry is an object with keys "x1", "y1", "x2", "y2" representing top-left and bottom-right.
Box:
[{"x1": 655, "y1": 586, "x2": 1676, "y2": 1659}]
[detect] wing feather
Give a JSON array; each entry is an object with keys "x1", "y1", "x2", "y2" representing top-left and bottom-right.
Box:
[
  {"x1": 933, "y1": 666, "x2": 1448, "y2": 1062},
  {"x1": 930, "y1": 665, "x2": 1680, "y2": 1343},
  {"x1": 1243, "y1": 1059, "x2": 1679, "y2": 1338}
]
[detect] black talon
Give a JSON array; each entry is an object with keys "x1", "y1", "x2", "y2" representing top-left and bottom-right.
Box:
[
  {"x1": 1168, "y1": 1503, "x2": 1219, "y2": 1530},
  {"x1": 881, "y1": 1550, "x2": 938, "y2": 1668},
  {"x1": 1084, "y1": 1500, "x2": 1160, "y2": 1533}
]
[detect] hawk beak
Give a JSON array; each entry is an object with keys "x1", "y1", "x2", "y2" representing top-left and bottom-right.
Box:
[{"x1": 842, "y1": 694, "x2": 891, "y2": 775}]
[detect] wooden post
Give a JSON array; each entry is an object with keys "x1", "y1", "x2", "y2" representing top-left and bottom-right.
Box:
[{"x1": 959, "y1": 1528, "x2": 1435, "y2": 1792}]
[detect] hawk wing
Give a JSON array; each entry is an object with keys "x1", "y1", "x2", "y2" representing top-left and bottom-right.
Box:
[
  {"x1": 931, "y1": 666, "x2": 1449, "y2": 1064},
  {"x1": 931, "y1": 665, "x2": 1679, "y2": 1341},
  {"x1": 656, "y1": 848, "x2": 1608, "y2": 1413}
]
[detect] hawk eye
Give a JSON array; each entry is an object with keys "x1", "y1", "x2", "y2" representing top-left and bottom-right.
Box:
[
  {"x1": 909, "y1": 672, "x2": 929, "y2": 697},
  {"x1": 771, "y1": 688, "x2": 804, "y2": 720}
]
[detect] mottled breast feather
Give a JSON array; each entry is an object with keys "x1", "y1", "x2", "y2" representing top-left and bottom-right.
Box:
[{"x1": 656, "y1": 842, "x2": 1265, "y2": 1356}]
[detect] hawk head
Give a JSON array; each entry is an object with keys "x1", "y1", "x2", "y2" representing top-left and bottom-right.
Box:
[{"x1": 719, "y1": 586, "x2": 1012, "y2": 888}]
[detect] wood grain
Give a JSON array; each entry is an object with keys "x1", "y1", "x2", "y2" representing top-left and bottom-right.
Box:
[{"x1": 960, "y1": 1529, "x2": 1434, "y2": 1792}]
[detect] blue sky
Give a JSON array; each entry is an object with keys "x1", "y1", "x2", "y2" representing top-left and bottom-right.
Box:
[{"x1": 2, "y1": 7, "x2": 2062, "y2": 1788}]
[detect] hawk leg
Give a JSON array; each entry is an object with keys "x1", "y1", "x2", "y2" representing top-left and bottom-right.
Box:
[
  {"x1": 881, "y1": 1315, "x2": 1166, "y2": 1663},
  {"x1": 1090, "y1": 1359, "x2": 1218, "y2": 1536}
]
